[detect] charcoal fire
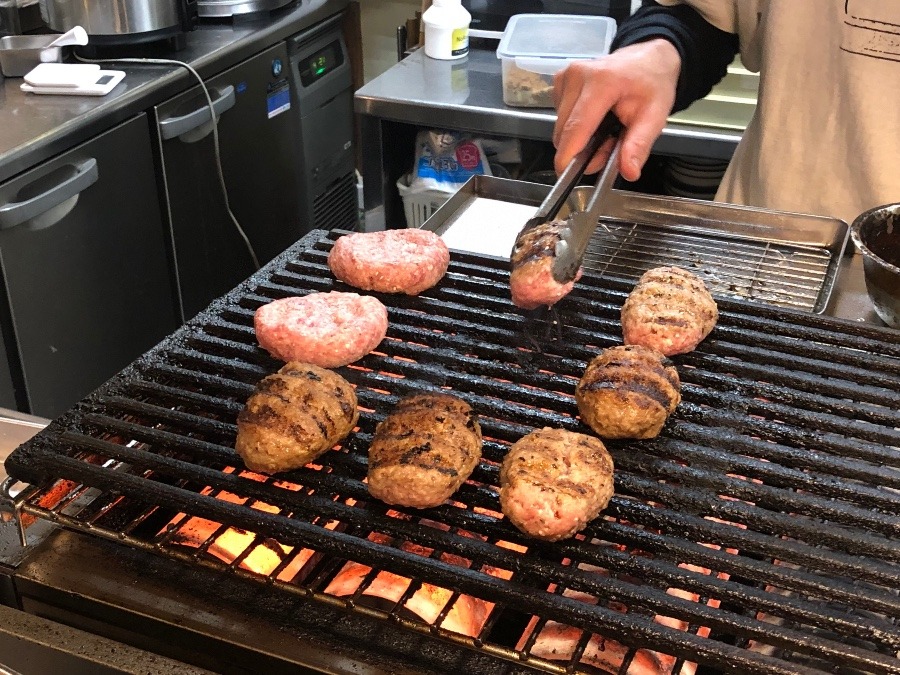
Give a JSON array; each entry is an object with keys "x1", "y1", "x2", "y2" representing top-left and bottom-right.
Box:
[{"x1": 162, "y1": 467, "x2": 320, "y2": 582}]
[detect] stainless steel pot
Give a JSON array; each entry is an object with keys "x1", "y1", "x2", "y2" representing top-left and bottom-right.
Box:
[
  {"x1": 197, "y1": 0, "x2": 294, "y2": 18},
  {"x1": 850, "y1": 202, "x2": 900, "y2": 327},
  {"x1": 39, "y1": 0, "x2": 196, "y2": 41}
]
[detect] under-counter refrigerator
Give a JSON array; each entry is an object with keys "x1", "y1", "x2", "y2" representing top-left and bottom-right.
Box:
[
  {"x1": 155, "y1": 15, "x2": 356, "y2": 322},
  {"x1": 155, "y1": 41, "x2": 305, "y2": 322},
  {"x1": 0, "y1": 115, "x2": 180, "y2": 419}
]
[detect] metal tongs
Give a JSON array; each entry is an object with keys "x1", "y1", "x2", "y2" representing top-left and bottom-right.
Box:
[{"x1": 518, "y1": 112, "x2": 623, "y2": 284}]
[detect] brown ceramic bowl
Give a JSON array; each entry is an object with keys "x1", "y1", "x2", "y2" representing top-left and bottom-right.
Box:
[{"x1": 850, "y1": 203, "x2": 900, "y2": 327}]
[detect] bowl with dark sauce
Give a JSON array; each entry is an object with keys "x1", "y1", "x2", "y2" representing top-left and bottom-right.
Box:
[{"x1": 851, "y1": 203, "x2": 900, "y2": 327}]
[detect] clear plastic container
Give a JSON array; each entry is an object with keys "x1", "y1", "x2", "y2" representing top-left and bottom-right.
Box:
[{"x1": 496, "y1": 14, "x2": 617, "y2": 108}]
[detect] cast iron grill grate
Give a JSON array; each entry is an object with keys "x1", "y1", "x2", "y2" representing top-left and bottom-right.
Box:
[{"x1": 6, "y1": 229, "x2": 900, "y2": 675}]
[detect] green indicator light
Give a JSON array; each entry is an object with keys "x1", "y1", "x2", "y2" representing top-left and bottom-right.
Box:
[{"x1": 315, "y1": 66, "x2": 326, "y2": 75}]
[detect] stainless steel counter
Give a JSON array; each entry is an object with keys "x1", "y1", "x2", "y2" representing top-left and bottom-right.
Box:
[
  {"x1": 0, "y1": 0, "x2": 347, "y2": 184},
  {"x1": 355, "y1": 47, "x2": 743, "y2": 159}
]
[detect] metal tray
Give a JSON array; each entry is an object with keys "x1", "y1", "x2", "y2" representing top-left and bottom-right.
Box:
[
  {"x1": 421, "y1": 175, "x2": 849, "y2": 314},
  {"x1": 0, "y1": 35, "x2": 63, "y2": 78}
]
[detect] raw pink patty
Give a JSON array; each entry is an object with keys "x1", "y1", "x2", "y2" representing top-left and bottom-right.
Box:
[
  {"x1": 254, "y1": 292, "x2": 388, "y2": 368},
  {"x1": 510, "y1": 259, "x2": 583, "y2": 310},
  {"x1": 328, "y1": 229, "x2": 450, "y2": 295}
]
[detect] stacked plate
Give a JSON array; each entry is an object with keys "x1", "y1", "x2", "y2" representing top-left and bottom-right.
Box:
[{"x1": 662, "y1": 156, "x2": 730, "y2": 200}]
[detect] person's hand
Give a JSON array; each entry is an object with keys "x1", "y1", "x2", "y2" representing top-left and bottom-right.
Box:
[{"x1": 553, "y1": 39, "x2": 682, "y2": 181}]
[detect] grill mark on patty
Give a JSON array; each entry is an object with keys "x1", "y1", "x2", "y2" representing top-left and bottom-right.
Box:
[
  {"x1": 511, "y1": 222, "x2": 562, "y2": 269},
  {"x1": 280, "y1": 366, "x2": 322, "y2": 381},
  {"x1": 647, "y1": 315, "x2": 692, "y2": 328},
  {"x1": 254, "y1": 379, "x2": 294, "y2": 403},
  {"x1": 238, "y1": 404, "x2": 280, "y2": 426},
  {"x1": 595, "y1": 354, "x2": 677, "y2": 387},
  {"x1": 579, "y1": 378, "x2": 675, "y2": 410},
  {"x1": 317, "y1": 408, "x2": 336, "y2": 436}
]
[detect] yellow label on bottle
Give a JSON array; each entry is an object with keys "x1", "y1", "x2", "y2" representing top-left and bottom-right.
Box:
[{"x1": 451, "y1": 27, "x2": 469, "y2": 57}]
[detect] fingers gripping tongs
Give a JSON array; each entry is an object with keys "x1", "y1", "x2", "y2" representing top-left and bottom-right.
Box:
[{"x1": 518, "y1": 112, "x2": 623, "y2": 284}]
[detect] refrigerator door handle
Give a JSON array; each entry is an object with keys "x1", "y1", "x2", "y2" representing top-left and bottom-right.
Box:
[
  {"x1": 158, "y1": 85, "x2": 236, "y2": 142},
  {"x1": 0, "y1": 158, "x2": 99, "y2": 231}
]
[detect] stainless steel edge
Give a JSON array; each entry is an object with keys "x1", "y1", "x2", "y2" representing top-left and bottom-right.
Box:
[
  {"x1": 419, "y1": 175, "x2": 551, "y2": 240},
  {"x1": 422, "y1": 175, "x2": 853, "y2": 316}
]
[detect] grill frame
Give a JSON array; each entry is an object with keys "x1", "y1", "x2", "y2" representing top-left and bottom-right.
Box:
[{"x1": 5, "y1": 228, "x2": 900, "y2": 675}]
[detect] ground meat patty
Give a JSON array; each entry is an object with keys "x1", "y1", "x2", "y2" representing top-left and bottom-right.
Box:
[
  {"x1": 576, "y1": 345, "x2": 681, "y2": 440},
  {"x1": 500, "y1": 428, "x2": 614, "y2": 541},
  {"x1": 328, "y1": 229, "x2": 450, "y2": 295},
  {"x1": 254, "y1": 292, "x2": 388, "y2": 368},
  {"x1": 509, "y1": 220, "x2": 582, "y2": 309},
  {"x1": 367, "y1": 393, "x2": 482, "y2": 509},
  {"x1": 621, "y1": 266, "x2": 718, "y2": 356},
  {"x1": 235, "y1": 362, "x2": 359, "y2": 474}
]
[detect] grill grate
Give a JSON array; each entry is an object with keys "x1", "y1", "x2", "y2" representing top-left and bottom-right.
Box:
[{"x1": 6, "y1": 229, "x2": 900, "y2": 675}]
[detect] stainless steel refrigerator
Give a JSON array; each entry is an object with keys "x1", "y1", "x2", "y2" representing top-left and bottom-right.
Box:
[{"x1": 154, "y1": 15, "x2": 356, "y2": 322}]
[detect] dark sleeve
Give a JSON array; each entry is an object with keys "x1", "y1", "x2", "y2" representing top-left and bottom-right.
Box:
[{"x1": 609, "y1": 1, "x2": 740, "y2": 112}]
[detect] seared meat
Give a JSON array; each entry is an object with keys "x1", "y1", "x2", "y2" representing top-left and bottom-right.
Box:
[
  {"x1": 500, "y1": 427, "x2": 614, "y2": 541},
  {"x1": 235, "y1": 362, "x2": 358, "y2": 474},
  {"x1": 367, "y1": 393, "x2": 482, "y2": 508},
  {"x1": 576, "y1": 345, "x2": 681, "y2": 440},
  {"x1": 328, "y1": 229, "x2": 450, "y2": 295},
  {"x1": 254, "y1": 292, "x2": 388, "y2": 368},
  {"x1": 509, "y1": 220, "x2": 582, "y2": 309},
  {"x1": 621, "y1": 266, "x2": 718, "y2": 356}
]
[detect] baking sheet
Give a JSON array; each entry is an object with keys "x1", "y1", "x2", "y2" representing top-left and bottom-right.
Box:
[{"x1": 421, "y1": 175, "x2": 849, "y2": 314}]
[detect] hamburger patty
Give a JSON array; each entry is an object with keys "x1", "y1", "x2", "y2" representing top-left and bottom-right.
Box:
[
  {"x1": 254, "y1": 292, "x2": 388, "y2": 368},
  {"x1": 500, "y1": 428, "x2": 614, "y2": 541},
  {"x1": 509, "y1": 220, "x2": 582, "y2": 309},
  {"x1": 367, "y1": 393, "x2": 482, "y2": 509},
  {"x1": 621, "y1": 266, "x2": 718, "y2": 356},
  {"x1": 235, "y1": 362, "x2": 359, "y2": 474},
  {"x1": 576, "y1": 344, "x2": 681, "y2": 440},
  {"x1": 328, "y1": 229, "x2": 450, "y2": 295}
]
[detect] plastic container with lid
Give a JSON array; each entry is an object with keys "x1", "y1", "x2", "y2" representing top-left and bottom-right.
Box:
[
  {"x1": 423, "y1": 0, "x2": 471, "y2": 61},
  {"x1": 496, "y1": 13, "x2": 617, "y2": 108}
]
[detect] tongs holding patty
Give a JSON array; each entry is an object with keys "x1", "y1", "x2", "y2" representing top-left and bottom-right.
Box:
[
  {"x1": 553, "y1": 131, "x2": 622, "y2": 284},
  {"x1": 517, "y1": 112, "x2": 623, "y2": 284}
]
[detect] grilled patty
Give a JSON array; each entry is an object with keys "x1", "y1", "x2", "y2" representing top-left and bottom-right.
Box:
[
  {"x1": 509, "y1": 220, "x2": 581, "y2": 309},
  {"x1": 367, "y1": 393, "x2": 482, "y2": 509},
  {"x1": 500, "y1": 428, "x2": 614, "y2": 541},
  {"x1": 576, "y1": 345, "x2": 681, "y2": 440},
  {"x1": 254, "y1": 292, "x2": 388, "y2": 368},
  {"x1": 235, "y1": 362, "x2": 359, "y2": 474},
  {"x1": 621, "y1": 266, "x2": 718, "y2": 356},
  {"x1": 328, "y1": 229, "x2": 450, "y2": 295}
]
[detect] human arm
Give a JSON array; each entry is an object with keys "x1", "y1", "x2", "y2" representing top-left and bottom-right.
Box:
[{"x1": 553, "y1": 1, "x2": 740, "y2": 179}]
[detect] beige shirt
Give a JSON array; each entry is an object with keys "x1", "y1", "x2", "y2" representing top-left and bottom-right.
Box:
[{"x1": 656, "y1": 0, "x2": 900, "y2": 224}]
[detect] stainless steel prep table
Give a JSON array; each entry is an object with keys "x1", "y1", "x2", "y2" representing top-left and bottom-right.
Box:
[
  {"x1": 354, "y1": 47, "x2": 743, "y2": 231},
  {"x1": 0, "y1": 0, "x2": 348, "y2": 184}
]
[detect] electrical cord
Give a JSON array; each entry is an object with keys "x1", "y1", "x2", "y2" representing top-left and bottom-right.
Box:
[{"x1": 75, "y1": 54, "x2": 262, "y2": 322}]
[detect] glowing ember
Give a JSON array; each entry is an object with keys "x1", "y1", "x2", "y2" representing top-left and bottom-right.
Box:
[
  {"x1": 323, "y1": 519, "x2": 518, "y2": 639},
  {"x1": 163, "y1": 468, "x2": 319, "y2": 582}
]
